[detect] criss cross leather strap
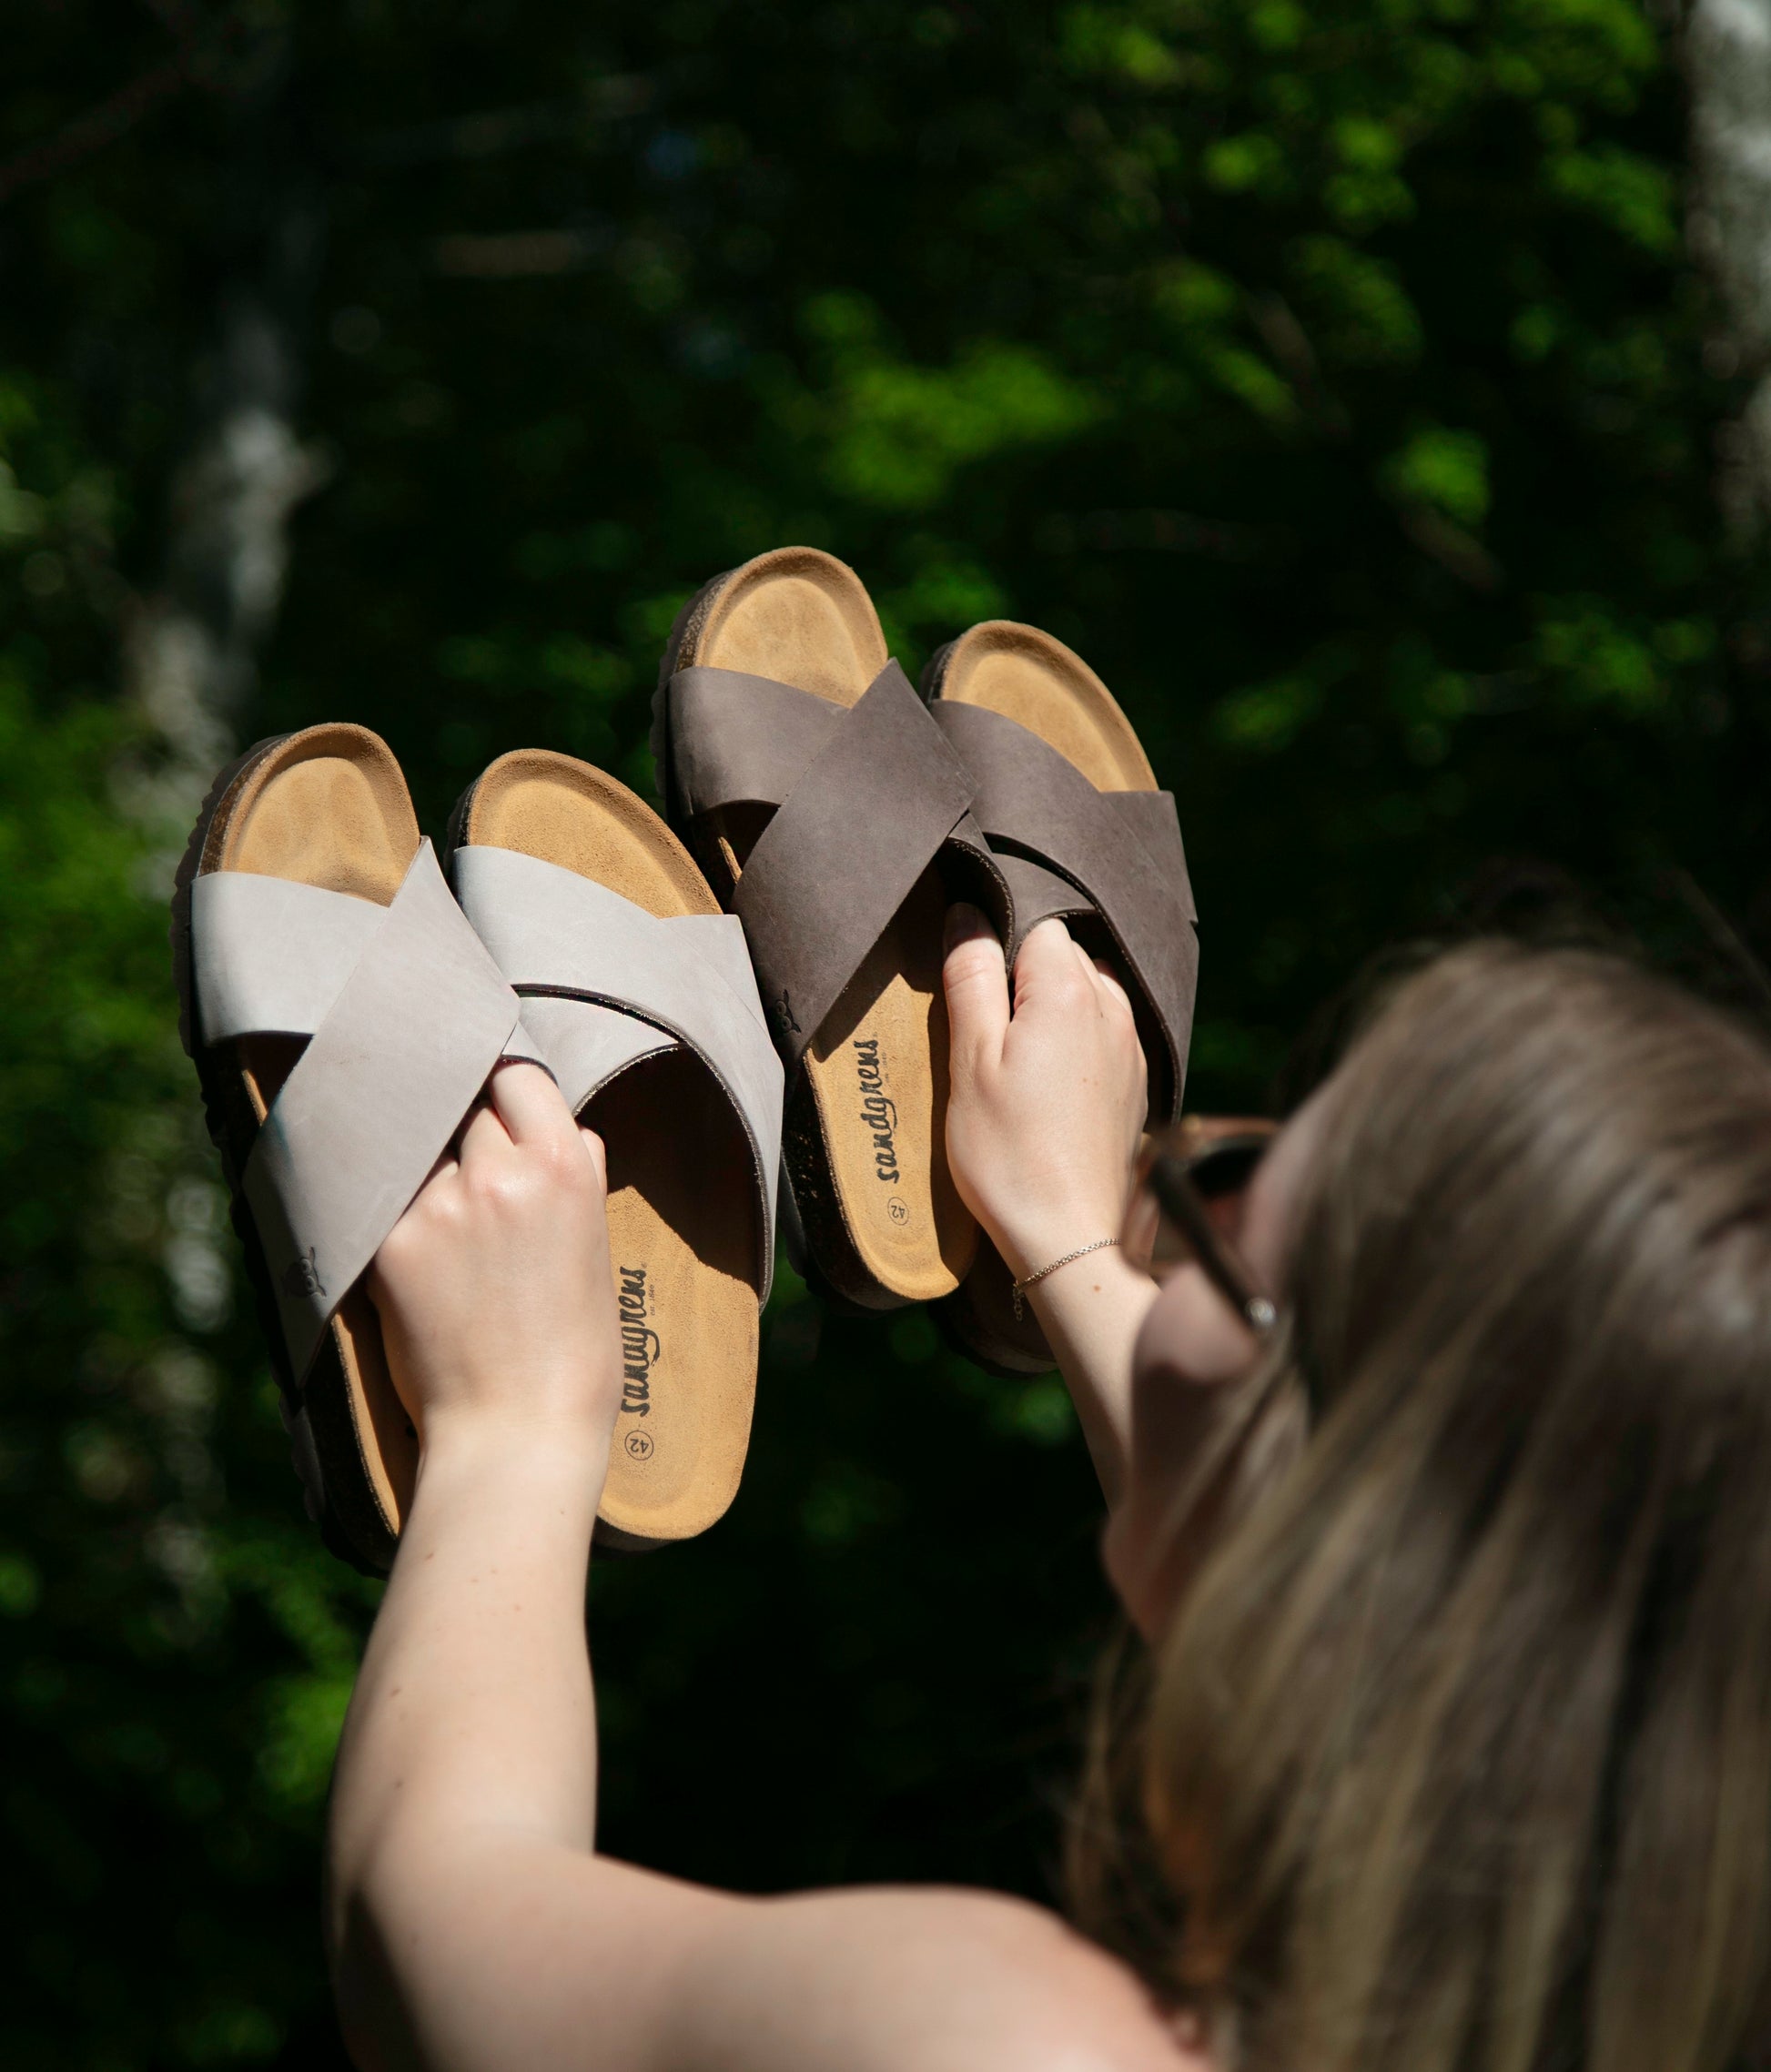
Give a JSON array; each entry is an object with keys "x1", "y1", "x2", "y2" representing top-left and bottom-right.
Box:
[
  {"x1": 192, "y1": 841, "x2": 541, "y2": 1383},
  {"x1": 930, "y1": 700, "x2": 1199, "y2": 1117},
  {"x1": 451, "y1": 844, "x2": 784, "y2": 1299},
  {"x1": 666, "y1": 659, "x2": 1008, "y2": 1067}
]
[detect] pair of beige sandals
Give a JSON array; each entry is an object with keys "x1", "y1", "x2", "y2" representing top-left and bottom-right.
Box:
[{"x1": 177, "y1": 547, "x2": 1186, "y2": 1573}]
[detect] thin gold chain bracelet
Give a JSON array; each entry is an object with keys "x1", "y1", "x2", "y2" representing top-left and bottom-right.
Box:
[{"x1": 1011, "y1": 1238, "x2": 1118, "y2": 1320}]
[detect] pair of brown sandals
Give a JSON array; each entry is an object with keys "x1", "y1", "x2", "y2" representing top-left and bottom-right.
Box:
[{"x1": 175, "y1": 547, "x2": 1197, "y2": 1574}]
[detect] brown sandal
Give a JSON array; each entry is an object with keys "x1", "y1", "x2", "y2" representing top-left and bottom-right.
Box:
[
  {"x1": 653, "y1": 547, "x2": 1010, "y2": 1311},
  {"x1": 922, "y1": 622, "x2": 1198, "y2": 1374}
]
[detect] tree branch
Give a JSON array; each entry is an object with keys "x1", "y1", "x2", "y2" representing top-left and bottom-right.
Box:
[{"x1": 0, "y1": 56, "x2": 194, "y2": 207}]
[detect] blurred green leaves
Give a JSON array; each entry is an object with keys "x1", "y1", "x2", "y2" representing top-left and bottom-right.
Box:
[
  {"x1": 1382, "y1": 424, "x2": 1490, "y2": 526},
  {"x1": 2, "y1": 0, "x2": 1766, "y2": 2061},
  {"x1": 805, "y1": 295, "x2": 1100, "y2": 510},
  {"x1": 0, "y1": 369, "x2": 380, "y2": 2067}
]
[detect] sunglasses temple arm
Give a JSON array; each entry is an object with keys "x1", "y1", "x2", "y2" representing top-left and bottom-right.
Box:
[{"x1": 1148, "y1": 1157, "x2": 1277, "y2": 1335}]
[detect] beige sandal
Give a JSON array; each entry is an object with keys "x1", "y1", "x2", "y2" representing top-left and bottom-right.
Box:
[
  {"x1": 448, "y1": 751, "x2": 782, "y2": 1546},
  {"x1": 174, "y1": 725, "x2": 539, "y2": 1571}
]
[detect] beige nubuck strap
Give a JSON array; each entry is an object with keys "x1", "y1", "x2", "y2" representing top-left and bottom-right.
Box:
[
  {"x1": 193, "y1": 841, "x2": 541, "y2": 1383},
  {"x1": 450, "y1": 842, "x2": 784, "y2": 1300}
]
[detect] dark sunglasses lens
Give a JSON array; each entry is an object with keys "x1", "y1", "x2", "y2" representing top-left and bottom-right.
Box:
[
  {"x1": 1187, "y1": 1138, "x2": 1269, "y2": 1202},
  {"x1": 1128, "y1": 1126, "x2": 1274, "y2": 1281}
]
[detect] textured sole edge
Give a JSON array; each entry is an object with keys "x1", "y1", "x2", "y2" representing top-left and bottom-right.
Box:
[{"x1": 927, "y1": 1275, "x2": 1058, "y2": 1380}]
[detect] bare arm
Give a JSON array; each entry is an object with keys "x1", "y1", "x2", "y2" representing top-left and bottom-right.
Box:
[
  {"x1": 327, "y1": 1063, "x2": 621, "y2": 2067},
  {"x1": 941, "y1": 908, "x2": 1158, "y2": 1506},
  {"x1": 327, "y1": 1062, "x2": 1196, "y2": 2072},
  {"x1": 940, "y1": 908, "x2": 1290, "y2": 1628}
]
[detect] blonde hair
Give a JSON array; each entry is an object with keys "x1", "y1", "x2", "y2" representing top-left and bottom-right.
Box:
[{"x1": 1077, "y1": 942, "x2": 1771, "y2": 2072}]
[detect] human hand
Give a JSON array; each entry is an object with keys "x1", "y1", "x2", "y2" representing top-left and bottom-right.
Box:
[
  {"x1": 369, "y1": 1061, "x2": 621, "y2": 1453},
  {"x1": 942, "y1": 905, "x2": 1149, "y2": 1283}
]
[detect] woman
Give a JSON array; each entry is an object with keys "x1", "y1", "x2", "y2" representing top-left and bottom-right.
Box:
[{"x1": 329, "y1": 906, "x2": 1771, "y2": 2072}]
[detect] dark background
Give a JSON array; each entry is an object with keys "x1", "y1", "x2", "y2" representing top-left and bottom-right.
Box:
[{"x1": 3, "y1": 2, "x2": 1766, "y2": 2063}]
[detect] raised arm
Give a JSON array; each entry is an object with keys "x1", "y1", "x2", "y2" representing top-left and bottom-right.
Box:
[
  {"x1": 942, "y1": 907, "x2": 1316, "y2": 1639},
  {"x1": 941, "y1": 907, "x2": 1159, "y2": 1507},
  {"x1": 326, "y1": 1061, "x2": 1193, "y2": 2072},
  {"x1": 325, "y1": 1061, "x2": 623, "y2": 2066}
]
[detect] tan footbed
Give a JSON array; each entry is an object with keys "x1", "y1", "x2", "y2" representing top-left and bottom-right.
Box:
[
  {"x1": 934, "y1": 621, "x2": 1159, "y2": 793},
  {"x1": 460, "y1": 751, "x2": 759, "y2": 1543},
  {"x1": 681, "y1": 547, "x2": 977, "y2": 1304},
  {"x1": 204, "y1": 723, "x2": 422, "y2": 1540},
  {"x1": 932, "y1": 623, "x2": 1161, "y2": 1375}
]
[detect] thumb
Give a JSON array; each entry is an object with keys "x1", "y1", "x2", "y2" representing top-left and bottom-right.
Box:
[
  {"x1": 579, "y1": 1126, "x2": 608, "y2": 1193},
  {"x1": 942, "y1": 904, "x2": 1010, "y2": 1086}
]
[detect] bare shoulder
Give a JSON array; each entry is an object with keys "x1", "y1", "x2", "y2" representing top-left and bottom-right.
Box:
[{"x1": 663, "y1": 1875, "x2": 1209, "y2": 2072}]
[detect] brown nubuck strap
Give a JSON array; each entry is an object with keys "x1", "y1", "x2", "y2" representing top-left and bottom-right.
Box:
[
  {"x1": 929, "y1": 699, "x2": 1197, "y2": 1120},
  {"x1": 666, "y1": 659, "x2": 1008, "y2": 1068}
]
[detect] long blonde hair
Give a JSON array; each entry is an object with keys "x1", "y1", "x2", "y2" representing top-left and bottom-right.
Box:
[{"x1": 1078, "y1": 942, "x2": 1771, "y2": 2072}]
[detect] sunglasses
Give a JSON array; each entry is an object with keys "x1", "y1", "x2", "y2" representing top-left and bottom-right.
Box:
[{"x1": 1122, "y1": 1116, "x2": 1280, "y2": 1335}]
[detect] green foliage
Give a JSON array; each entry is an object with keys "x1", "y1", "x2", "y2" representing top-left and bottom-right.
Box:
[
  {"x1": 807, "y1": 298, "x2": 1101, "y2": 510},
  {"x1": 3, "y1": 0, "x2": 1767, "y2": 2062},
  {"x1": 0, "y1": 373, "x2": 380, "y2": 2067},
  {"x1": 1381, "y1": 422, "x2": 1490, "y2": 524}
]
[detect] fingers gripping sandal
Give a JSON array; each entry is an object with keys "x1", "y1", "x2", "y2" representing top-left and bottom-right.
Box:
[
  {"x1": 173, "y1": 725, "x2": 543, "y2": 1573},
  {"x1": 924, "y1": 622, "x2": 1199, "y2": 1374},
  {"x1": 653, "y1": 546, "x2": 1010, "y2": 1311},
  {"x1": 449, "y1": 751, "x2": 784, "y2": 1548}
]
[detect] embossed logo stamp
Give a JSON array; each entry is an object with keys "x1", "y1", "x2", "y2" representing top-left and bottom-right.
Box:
[
  {"x1": 618, "y1": 1263, "x2": 660, "y2": 1420},
  {"x1": 853, "y1": 1036, "x2": 900, "y2": 1187},
  {"x1": 281, "y1": 1247, "x2": 327, "y2": 1300}
]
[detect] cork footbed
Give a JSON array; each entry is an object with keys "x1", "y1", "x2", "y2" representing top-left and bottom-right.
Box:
[
  {"x1": 459, "y1": 751, "x2": 759, "y2": 1545},
  {"x1": 677, "y1": 546, "x2": 977, "y2": 1306},
  {"x1": 202, "y1": 723, "x2": 422, "y2": 1549},
  {"x1": 930, "y1": 623, "x2": 1160, "y2": 1376},
  {"x1": 932, "y1": 621, "x2": 1158, "y2": 793}
]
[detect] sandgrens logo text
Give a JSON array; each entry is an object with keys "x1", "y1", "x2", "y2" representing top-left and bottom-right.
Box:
[
  {"x1": 853, "y1": 1036, "x2": 900, "y2": 1185},
  {"x1": 618, "y1": 1264, "x2": 659, "y2": 1417}
]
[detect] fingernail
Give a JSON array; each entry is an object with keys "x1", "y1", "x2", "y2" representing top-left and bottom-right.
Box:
[{"x1": 945, "y1": 902, "x2": 989, "y2": 952}]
